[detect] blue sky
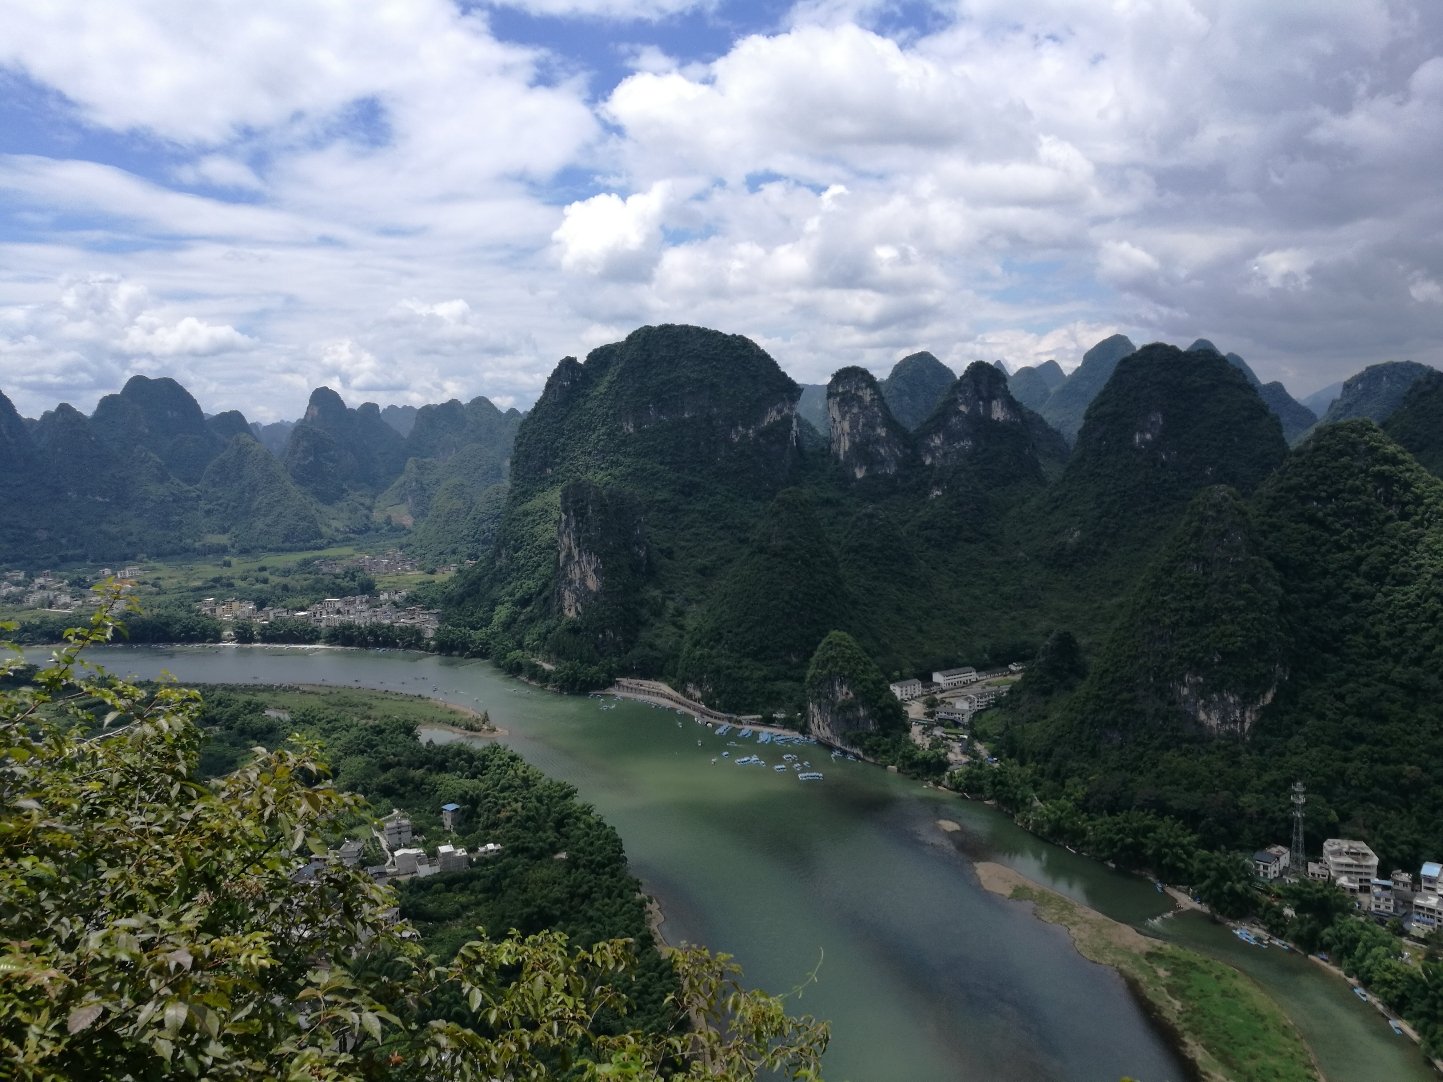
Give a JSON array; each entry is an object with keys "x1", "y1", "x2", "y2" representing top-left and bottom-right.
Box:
[{"x1": 1, "y1": 0, "x2": 1441, "y2": 420}]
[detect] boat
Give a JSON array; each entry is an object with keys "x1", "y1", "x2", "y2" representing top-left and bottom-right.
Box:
[
  {"x1": 798, "y1": 772, "x2": 823, "y2": 782},
  {"x1": 1154, "y1": 880, "x2": 1165, "y2": 894},
  {"x1": 710, "y1": 757, "x2": 717, "y2": 764},
  {"x1": 774, "y1": 765, "x2": 788, "y2": 772},
  {"x1": 1354, "y1": 987, "x2": 1369, "y2": 1002},
  {"x1": 1390, "y1": 1019, "x2": 1404, "y2": 1036}
]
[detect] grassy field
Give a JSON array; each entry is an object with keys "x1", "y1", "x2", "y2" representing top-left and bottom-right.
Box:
[
  {"x1": 199, "y1": 684, "x2": 497, "y2": 734},
  {"x1": 982, "y1": 864, "x2": 1318, "y2": 1082}
]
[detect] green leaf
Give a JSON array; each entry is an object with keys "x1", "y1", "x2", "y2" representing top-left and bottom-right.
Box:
[{"x1": 67, "y1": 1004, "x2": 102, "y2": 1034}]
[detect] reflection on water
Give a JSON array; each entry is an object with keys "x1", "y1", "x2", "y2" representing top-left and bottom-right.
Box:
[{"x1": 78, "y1": 645, "x2": 1431, "y2": 1081}]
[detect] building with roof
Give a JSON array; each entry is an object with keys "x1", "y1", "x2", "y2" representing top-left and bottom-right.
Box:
[
  {"x1": 931, "y1": 667, "x2": 978, "y2": 689},
  {"x1": 1413, "y1": 893, "x2": 1443, "y2": 932},
  {"x1": 1422, "y1": 862, "x2": 1442, "y2": 892},
  {"x1": 437, "y1": 844, "x2": 470, "y2": 873},
  {"x1": 381, "y1": 810, "x2": 413, "y2": 850},
  {"x1": 441, "y1": 802, "x2": 463, "y2": 831},
  {"x1": 1323, "y1": 839, "x2": 1378, "y2": 885},
  {"x1": 1253, "y1": 845, "x2": 1290, "y2": 881},
  {"x1": 889, "y1": 679, "x2": 923, "y2": 702},
  {"x1": 1370, "y1": 879, "x2": 1396, "y2": 915},
  {"x1": 393, "y1": 847, "x2": 426, "y2": 876}
]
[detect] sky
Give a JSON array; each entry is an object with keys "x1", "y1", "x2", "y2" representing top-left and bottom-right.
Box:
[{"x1": 1, "y1": 0, "x2": 1440, "y2": 421}]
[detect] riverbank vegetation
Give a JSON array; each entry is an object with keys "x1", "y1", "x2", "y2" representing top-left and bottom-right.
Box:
[
  {"x1": 0, "y1": 602, "x2": 829, "y2": 1078},
  {"x1": 977, "y1": 864, "x2": 1317, "y2": 1082}
]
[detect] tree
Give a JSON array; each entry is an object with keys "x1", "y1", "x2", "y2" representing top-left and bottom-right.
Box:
[{"x1": 0, "y1": 594, "x2": 828, "y2": 1080}]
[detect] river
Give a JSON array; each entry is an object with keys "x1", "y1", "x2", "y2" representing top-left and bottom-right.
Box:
[{"x1": 78, "y1": 644, "x2": 1434, "y2": 1081}]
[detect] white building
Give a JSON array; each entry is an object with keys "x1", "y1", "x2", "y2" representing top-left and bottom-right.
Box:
[
  {"x1": 477, "y1": 842, "x2": 503, "y2": 858},
  {"x1": 1307, "y1": 861, "x2": 1331, "y2": 881},
  {"x1": 931, "y1": 667, "x2": 979, "y2": 689},
  {"x1": 1253, "y1": 845, "x2": 1290, "y2": 881},
  {"x1": 1323, "y1": 839, "x2": 1379, "y2": 884},
  {"x1": 889, "y1": 679, "x2": 923, "y2": 702}
]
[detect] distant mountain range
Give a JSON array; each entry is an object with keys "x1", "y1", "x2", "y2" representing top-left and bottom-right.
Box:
[{"x1": 0, "y1": 375, "x2": 520, "y2": 564}]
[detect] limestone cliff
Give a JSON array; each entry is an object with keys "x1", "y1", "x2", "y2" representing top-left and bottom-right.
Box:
[
  {"x1": 553, "y1": 481, "x2": 649, "y2": 624},
  {"x1": 825, "y1": 367, "x2": 911, "y2": 480},
  {"x1": 913, "y1": 361, "x2": 1065, "y2": 486},
  {"x1": 804, "y1": 631, "x2": 905, "y2": 749}
]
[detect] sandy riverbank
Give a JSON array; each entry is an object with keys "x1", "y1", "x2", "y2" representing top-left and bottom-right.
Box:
[{"x1": 970, "y1": 856, "x2": 1320, "y2": 1082}]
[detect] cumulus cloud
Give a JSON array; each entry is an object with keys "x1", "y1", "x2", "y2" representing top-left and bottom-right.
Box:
[
  {"x1": 554, "y1": 182, "x2": 674, "y2": 279},
  {"x1": 1, "y1": 0, "x2": 1441, "y2": 417}
]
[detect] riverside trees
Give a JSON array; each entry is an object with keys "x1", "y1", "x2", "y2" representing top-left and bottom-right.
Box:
[{"x1": 0, "y1": 596, "x2": 827, "y2": 1080}]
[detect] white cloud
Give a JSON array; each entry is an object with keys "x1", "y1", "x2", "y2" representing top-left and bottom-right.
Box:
[
  {"x1": 554, "y1": 182, "x2": 673, "y2": 278},
  {"x1": 1, "y1": 0, "x2": 1441, "y2": 422}
]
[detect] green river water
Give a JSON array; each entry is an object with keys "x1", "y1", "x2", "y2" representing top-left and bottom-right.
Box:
[{"x1": 80, "y1": 645, "x2": 1434, "y2": 1082}]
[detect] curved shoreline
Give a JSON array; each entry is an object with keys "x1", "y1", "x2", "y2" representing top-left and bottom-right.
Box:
[{"x1": 972, "y1": 858, "x2": 1318, "y2": 1082}]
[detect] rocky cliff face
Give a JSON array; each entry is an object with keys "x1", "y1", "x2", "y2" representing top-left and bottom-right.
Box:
[
  {"x1": 1320, "y1": 360, "x2": 1436, "y2": 427},
  {"x1": 553, "y1": 481, "x2": 649, "y2": 626},
  {"x1": 826, "y1": 367, "x2": 911, "y2": 479},
  {"x1": 913, "y1": 361, "x2": 1064, "y2": 486},
  {"x1": 804, "y1": 630, "x2": 905, "y2": 749}
]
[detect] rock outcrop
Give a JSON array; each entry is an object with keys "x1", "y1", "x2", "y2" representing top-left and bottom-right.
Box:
[{"x1": 825, "y1": 367, "x2": 911, "y2": 479}]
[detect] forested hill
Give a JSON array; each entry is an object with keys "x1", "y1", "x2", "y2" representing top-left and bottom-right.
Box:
[
  {"x1": 997, "y1": 420, "x2": 1443, "y2": 869},
  {"x1": 0, "y1": 379, "x2": 523, "y2": 565},
  {"x1": 439, "y1": 327, "x2": 1353, "y2": 719}
]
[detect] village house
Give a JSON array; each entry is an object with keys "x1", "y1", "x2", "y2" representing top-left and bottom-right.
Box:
[
  {"x1": 1253, "y1": 845, "x2": 1290, "y2": 881},
  {"x1": 1392, "y1": 870, "x2": 1415, "y2": 894},
  {"x1": 1422, "y1": 861, "x2": 1442, "y2": 892},
  {"x1": 1369, "y1": 878, "x2": 1396, "y2": 915},
  {"x1": 931, "y1": 667, "x2": 979, "y2": 689},
  {"x1": 437, "y1": 844, "x2": 470, "y2": 873},
  {"x1": 392, "y1": 847, "x2": 426, "y2": 876},
  {"x1": 381, "y1": 810, "x2": 413, "y2": 850},
  {"x1": 1322, "y1": 838, "x2": 1379, "y2": 884},
  {"x1": 1413, "y1": 893, "x2": 1443, "y2": 932},
  {"x1": 889, "y1": 678, "x2": 923, "y2": 702},
  {"x1": 441, "y1": 802, "x2": 463, "y2": 831},
  {"x1": 1307, "y1": 861, "x2": 1331, "y2": 881}
]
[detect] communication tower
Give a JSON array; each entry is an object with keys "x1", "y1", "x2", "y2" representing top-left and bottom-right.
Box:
[{"x1": 1290, "y1": 781, "x2": 1306, "y2": 877}]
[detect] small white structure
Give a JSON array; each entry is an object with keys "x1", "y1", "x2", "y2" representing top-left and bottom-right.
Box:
[
  {"x1": 1323, "y1": 839, "x2": 1379, "y2": 884},
  {"x1": 393, "y1": 847, "x2": 426, "y2": 876},
  {"x1": 889, "y1": 679, "x2": 923, "y2": 702},
  {"x1": 1253, "y1": 845, "x2": 1290, "y2": 881},
  {"x1": 931, "y1": 667, "x2": 978, "y2": 689},
  {"x1": 477, "y1": 842, "x2": 503, "y2": 858},
  {"x1": 437, "y1": 844, "x2": 470, "y2": 873}
]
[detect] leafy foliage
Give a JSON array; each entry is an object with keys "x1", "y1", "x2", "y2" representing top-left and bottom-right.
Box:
[{"x1": 0, "y1": 598, "x2": 829, "y2": 1079}]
